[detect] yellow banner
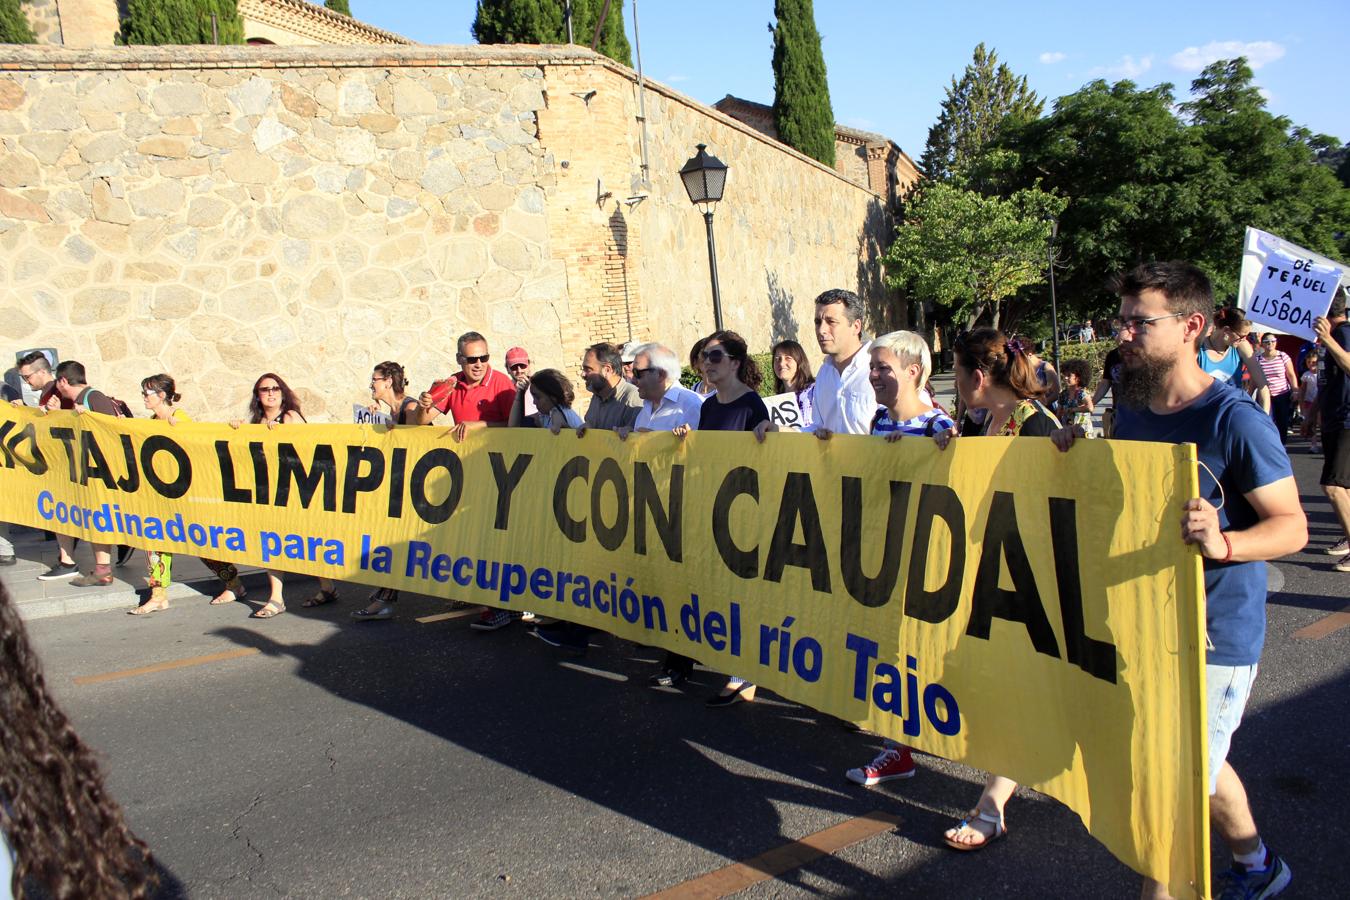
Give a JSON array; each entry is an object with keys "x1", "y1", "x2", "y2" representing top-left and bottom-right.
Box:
[{"x1": 0, "y1": 407, "x2": 1210, "y2": 897}]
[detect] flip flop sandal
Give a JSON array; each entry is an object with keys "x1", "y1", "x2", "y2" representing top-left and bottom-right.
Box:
[
  {"x1": 302, "y1": 589, "x2": 338, "y2": 608},
  {"x1": 251, "y1": 601, "x2": 285, "y2": 619},
  {"x1": 943, "y1": 809, "x2": 1007, "y2": 852}
]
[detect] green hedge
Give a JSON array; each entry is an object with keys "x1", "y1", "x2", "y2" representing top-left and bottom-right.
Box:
[{"x1": 1055, "y1": 340, "x2": 1114, "y2": 378}]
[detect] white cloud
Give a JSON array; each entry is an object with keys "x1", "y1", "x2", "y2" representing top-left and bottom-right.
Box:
[
  {"x1": 665, "y1": 74, "x2": 691, "y2": 84},
  {"x1": 1088, "y1": 54, "x2": 1153, "y2": 80},
  {"x1": 1169, "y1": 40, "x2": 1285, "y2": 72},
  {"x1": 1257, "y1": 86, "x2": 1273, "y2": 103},
  {"x1": 1039, "y1": 51, "x2": 1066, "y2": 64}
]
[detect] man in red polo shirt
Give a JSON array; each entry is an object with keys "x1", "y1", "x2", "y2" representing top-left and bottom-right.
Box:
[{"x1": 413, "y1": 331, "x2": 515, "y2": 434}]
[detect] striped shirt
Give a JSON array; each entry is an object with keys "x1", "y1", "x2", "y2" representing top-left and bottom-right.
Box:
[
  {"x1": 1256, "y1": 351, "x2": 1292, "y2": 396},
  {"x1": 871, "y1": 407, "x2": 955, "y2": 437}
]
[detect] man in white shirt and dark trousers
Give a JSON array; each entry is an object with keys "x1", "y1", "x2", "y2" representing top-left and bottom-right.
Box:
[
  {"x1": 807, "y1": 289, "x2": 878, "y2": 435},
  {"x1": 804, "y1": 289, "x2": 922, "y2": 784}
]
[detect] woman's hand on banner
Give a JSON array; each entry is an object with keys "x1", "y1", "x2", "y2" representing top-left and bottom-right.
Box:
[{"x1": 933, "y1": 426, "x2": 956, "y2": 450}]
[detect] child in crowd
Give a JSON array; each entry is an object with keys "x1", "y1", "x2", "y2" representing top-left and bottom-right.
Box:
[
  {"x1": 528, "y1": 369, "x2": 583, "y2": 432},
  {"x1": 1300, "y1": 352, "x2": 1321, "y2": 453},
  {"x1": 1055, "y1": 358, "x2": 1096, "y2": 439}
]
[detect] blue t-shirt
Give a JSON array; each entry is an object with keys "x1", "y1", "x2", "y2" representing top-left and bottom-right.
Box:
[
  {"x1": 1317, "y1": 321, "x2": 1350, "y2": 429},
  {"x1": 1196, "y1": 345, "x2": 1245, "y2": 384},
  {"x1": 1115, "y1": 380, "x2": 1293, "y2": 666}
]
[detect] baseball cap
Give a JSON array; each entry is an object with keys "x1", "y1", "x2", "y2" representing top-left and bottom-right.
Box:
[{"x1": 505, "y1": 347, "x2": 530, "y2": 367}]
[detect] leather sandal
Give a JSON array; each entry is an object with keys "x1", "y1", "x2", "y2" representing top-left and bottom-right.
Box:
[
  {"x1": 302, "y1": 589, "x2": 338, "y2": 608},
  {"x1": 251, "y1": 599, "x2": 285, "y2": 619}
]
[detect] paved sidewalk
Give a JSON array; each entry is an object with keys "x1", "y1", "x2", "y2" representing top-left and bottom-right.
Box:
[{"x1": 1, "y1": 525, "x2": 283, "y2": 621}]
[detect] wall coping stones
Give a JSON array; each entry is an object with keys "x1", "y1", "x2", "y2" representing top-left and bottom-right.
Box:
[{"x1": 0, "y1": 43, "x2": 882, "y2": 197}]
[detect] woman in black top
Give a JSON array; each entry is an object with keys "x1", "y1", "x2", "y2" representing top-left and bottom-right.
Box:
[{"x1": 657, "y1": 331, "x2": 775, "y2": 706}]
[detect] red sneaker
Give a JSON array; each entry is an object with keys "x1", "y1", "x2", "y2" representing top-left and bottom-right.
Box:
[{"x1": 845, "y1": 741, "x2": 916, "y2": 785}]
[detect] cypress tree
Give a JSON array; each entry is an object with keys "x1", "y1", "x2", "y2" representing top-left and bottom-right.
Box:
[
  {"x1": 0, "y1": 0, "x2": 35, "y2": 43},
  {"x1": 770, "y1": 0, "x2": 835, "y2": 166},
  {"x1": 121, "y1": 0, "x2": 245, "y2": 45},
  {"x1": 472, "y1": 0, "x2": 631, "y2": 67},
  {"x1": 325, "y1": 0, "x2": 353, "y2": 16}
]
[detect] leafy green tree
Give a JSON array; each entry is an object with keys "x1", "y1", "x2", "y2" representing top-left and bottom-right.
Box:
[
  {"x1": 978, "y1": 59, "x2": 1350, "y2": 315},
  {"x1": 921, "y1": 43, "x2": 1042, "y2": 186},
  {"x1": 884, "y1": 182, "x2": 1064, "y2": 329},
  {"x1": 472, "y1": 0, "x2": 632, "y2": 67},
  {"x1": 121, "y1": 0, "x2": 244, "y2": 45},
  {"x1": 770, "y1": 0, "x2": 835, "y2": 166},
  {"x1": 325, "y1": 0, "x2": 353, "y2": 16},
  {"x1": 0, "y1": 0, "x2": 35, "y2": 43},
  {"x1": 1181, "y1": 58, "x2": 1350, "y2": 271}
]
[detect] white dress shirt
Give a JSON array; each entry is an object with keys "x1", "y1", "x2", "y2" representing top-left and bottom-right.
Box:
[
  {"x1": 808, "y1": 341, "x2": 878, "y2": 435},
  {"x1": 634, "y1": 382, "x2": 705, "y2": 432}
]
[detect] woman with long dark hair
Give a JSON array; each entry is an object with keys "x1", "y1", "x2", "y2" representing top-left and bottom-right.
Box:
[
  {"x1": 771, "y1": 339, "x2": 816, "y2": 427},
  {"x1": 1, "y1": 580, "x2": 158, "y2": 898},
  {"x1": 660, "y1": 330, "x2": 775, "y2": 707},
  {"x1": 228, "y1": 373, "x2": 308, "y2": 619}
]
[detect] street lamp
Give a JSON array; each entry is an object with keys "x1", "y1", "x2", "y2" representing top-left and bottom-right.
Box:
[
  {"x1": 1046, "y1": 218, "x2": 1061, "y2": 375},
  {"x1": 680, "y1": 143, "x2": 728, "y2": 331}
]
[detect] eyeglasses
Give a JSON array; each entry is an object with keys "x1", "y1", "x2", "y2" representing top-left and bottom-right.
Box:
[
  {"x1": 461, "y1": 354, "x2": 490, "y2": 364},
  {"x1": 631, "y1": 366, "x2": 655, "y2": 379},
  {"x1": 18, "y1": 369, "x2": 40, "y2": 383},
  {"x1": 1260, "y1": 340, "x2": 1277, "y2": 346},
  {"x1": 1111, "y1": 313, "x2": 1185, "y2": 334},
  {"x1": 370, "y1": 376, "x2": 389, "y2": 386},
  {"x1": 700, "y1": 348, "x2": 728, "y2": 364},
  {"x1": 257, "y1": 385, "x2": 282, "y2": 394},
  {"x1": 507, "y1": 363, "x2": 529, "y2": 372}
]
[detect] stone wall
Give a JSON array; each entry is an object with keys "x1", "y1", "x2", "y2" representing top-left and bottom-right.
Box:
[{"x1": 0, "y1": 45, "x2": 894, "y2": 421}]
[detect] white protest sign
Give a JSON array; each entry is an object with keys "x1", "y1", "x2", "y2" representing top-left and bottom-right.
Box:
[
  {"x1": 353, "y1": 404, "x2": 393, "y2": 426},
  {"x1": 1238, "y1": 227, "x2": 1346, "y2": 341},
  {"x1": 765, "y1": 392, "x2": 805, "y2": 431}
]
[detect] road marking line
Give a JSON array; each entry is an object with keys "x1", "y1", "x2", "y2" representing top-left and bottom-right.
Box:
[
  {"x1": 1292, "y1": 603, "x2": 1350, "y2": 640},
  {"x1": 74, "y1": 648, "x2": 260, "y2": 685},
  {"x1": 415, "y1": 609, "x2": 479, "y2": 624},
  {"x1": 639, "y1": 810, "x2": 901, "y2": 900}
]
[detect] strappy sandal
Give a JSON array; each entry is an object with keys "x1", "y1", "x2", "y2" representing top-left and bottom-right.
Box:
[
  {"x1": 128, "y1": 593, "x2": 169, "y2": 616},
  {"x1": 251, "y1": 599, "x2": 285, "y2": 619},
  {"x1": 302, "y1": 589, "x2": 338, "y2": 608},
  {"x1": 210, "y1": 583, "x2": 247, "y2": 605},
  {"x1": 943, "y1": 808, "x2": 1007, "y2": 852}
]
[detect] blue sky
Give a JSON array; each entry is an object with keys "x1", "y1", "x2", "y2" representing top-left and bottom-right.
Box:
[{"x1": 358, "y1": 1, "x2": 1348, "y2": 160}]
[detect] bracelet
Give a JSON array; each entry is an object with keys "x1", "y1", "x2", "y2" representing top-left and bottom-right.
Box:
[{"x1": 1219, "y1": 532, "x2": 1232, "y2": 564}]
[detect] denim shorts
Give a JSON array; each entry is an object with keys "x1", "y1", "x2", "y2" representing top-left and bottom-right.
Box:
[{"x1": 1207, "y1": 663, "x2": 1257, "y2": 794}]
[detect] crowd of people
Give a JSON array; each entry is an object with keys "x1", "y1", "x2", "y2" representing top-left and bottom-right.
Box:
[{"x1": 5, "y1": 269, "x2": 1348, "y2": 900}]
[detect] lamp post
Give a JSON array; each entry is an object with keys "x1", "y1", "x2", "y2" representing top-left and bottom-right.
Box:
[
  {"x1": 680, "y1": 144, "x2": 728, "y2": 331},
  {"x1": 1047, "y1": 218, "x2": 1061, "y2": 375}
]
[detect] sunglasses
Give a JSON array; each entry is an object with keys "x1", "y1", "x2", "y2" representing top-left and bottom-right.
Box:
[
  {"x1": 700, "y1": 348, "x2": 728, "y2": 364},
  {"x1": 631, "y1": 366, "x2": 655, "y2": 379},
  {"x1": 143, "y1": 389, "x2": 160, "y2": 398},
  {"x1": 257, "y1": 385, "x2": 282, "y2": 394},
  {"x1": 507, "y1": 363, "x2": 529, "y2": 371},
  {"x1": 461, "y1": 354, "x2": 490, "y2": 364}
]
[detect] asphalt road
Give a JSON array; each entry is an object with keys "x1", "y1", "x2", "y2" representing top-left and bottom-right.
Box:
[{"x1": 12, "y1": 435, "x2": 1350, "y2": 900}]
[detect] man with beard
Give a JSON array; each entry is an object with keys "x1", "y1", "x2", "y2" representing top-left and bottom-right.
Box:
[{"x1": 1055, "y1": 261, "x2": 1305, "y2": 900}]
